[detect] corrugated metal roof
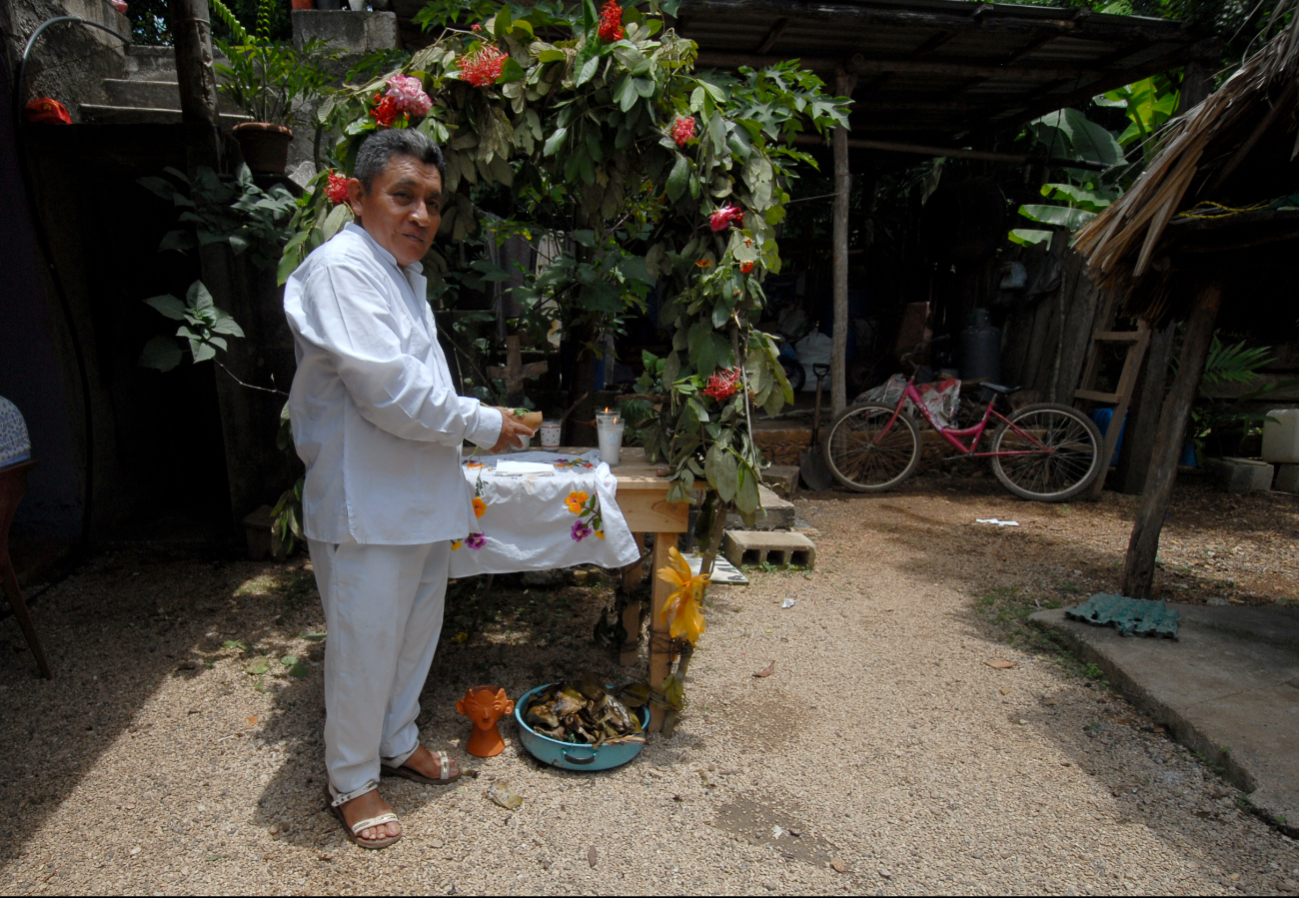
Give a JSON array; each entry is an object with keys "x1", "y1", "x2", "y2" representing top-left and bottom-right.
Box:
[{"x1": 677, "y1": 0, "x2": 1217, "y2": 153}]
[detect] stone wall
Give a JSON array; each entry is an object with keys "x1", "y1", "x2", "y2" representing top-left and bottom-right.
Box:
[{"x1": 1, "y1": 0, "x2": 131, "y2": 119}]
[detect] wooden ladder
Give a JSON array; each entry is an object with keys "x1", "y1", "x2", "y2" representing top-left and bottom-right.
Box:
[{"x1": 1074, "y1": 291, "x2": 1151, "y2": 499}]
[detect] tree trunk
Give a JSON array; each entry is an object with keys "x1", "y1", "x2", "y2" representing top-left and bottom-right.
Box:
[
  {"x1": 830, "y1": 69, "x2": 856, "y2": 416},
  {"x1": 167, "y1": 0, "x2": 222, "y2": 172},
  {"x1": 1115, "y1": 318, "x2": 1175, "y2": 493},
  {"x1": 1122, "y1": 279, "x2": 1221, "y2": 597}
]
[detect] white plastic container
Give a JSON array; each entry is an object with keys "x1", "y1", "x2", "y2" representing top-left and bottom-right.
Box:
[{"x1": 1261, "y1": 408, "x2": 1299, "y2": 464}]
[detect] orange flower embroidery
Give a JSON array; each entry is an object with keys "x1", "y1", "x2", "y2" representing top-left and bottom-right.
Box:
[
  {"x1": 473, "y1": 496, "x2": 487, "y2": 518},
  {"x1": 565, "y1": 490, "x2": 589, "y2": 514}
]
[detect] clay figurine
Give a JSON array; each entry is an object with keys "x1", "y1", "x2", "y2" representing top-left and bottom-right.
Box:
[{"x1": 456, "y1": 686, "x2": 515, "y2": 758}]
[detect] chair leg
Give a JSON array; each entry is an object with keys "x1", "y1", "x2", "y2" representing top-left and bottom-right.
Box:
[{"x1": 0, "y1": 556, "x2": 52, "y2": 680}]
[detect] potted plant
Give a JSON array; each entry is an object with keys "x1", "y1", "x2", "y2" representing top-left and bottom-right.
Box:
[{"x1": 216, "y1": 39, "x2": 335, "y2": 175}]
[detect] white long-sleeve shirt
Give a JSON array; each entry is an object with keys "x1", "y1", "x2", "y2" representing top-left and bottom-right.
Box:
[{"x1": 284, "y1": 222, "x2": 503, "y2": 545}]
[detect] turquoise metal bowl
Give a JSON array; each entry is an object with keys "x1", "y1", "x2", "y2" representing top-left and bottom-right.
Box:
[{"x1": 514, "y1": 684, "x2": 648, "y2": 772}]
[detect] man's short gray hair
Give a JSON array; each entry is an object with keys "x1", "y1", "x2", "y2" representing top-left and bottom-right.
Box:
[{"x1": 353, "y1": 129, "x2": 446, "y2": 191}]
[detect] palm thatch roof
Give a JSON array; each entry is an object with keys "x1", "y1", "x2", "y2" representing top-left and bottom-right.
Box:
[{"x1": 1074, "y1": 3, "x2": 1299, "y2": 324}]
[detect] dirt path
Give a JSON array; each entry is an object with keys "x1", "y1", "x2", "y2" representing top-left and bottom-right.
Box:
[{"x1": 0, "y1": 478, "x2": 1296, "y2": 894}]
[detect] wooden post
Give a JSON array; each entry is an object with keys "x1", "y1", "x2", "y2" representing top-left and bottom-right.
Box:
[
  {"x1": 1122, "y1": 279, "x2": 1221, "y2": 598},
  {"x1": 167, "y1": 0, "x2": 222, "y2": 172},
  {"x1": 1115, "y1": 319, "x2": 1175, "y2": 493},
  {"x1": 618, "y1": 532, "x2": 645, "y2": 667},
  {"x1": 646, "y1": 532, "x2": 674, "y2": 732},
  {"x1": 830, "y1": 68, "x2": 857, "y2": 416}
]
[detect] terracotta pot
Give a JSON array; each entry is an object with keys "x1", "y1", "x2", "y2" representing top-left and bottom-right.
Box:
[
  {"x1": 290, "y1": 0, "x2": 312, "y2": 8},
  {"x1": 232, "y1": 122, "x2": 293, "y2": 176}
]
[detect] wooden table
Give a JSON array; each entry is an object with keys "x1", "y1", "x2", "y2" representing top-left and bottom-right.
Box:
[{"x1": 605, "y1": 448, "x2": 690, "y2": 734}]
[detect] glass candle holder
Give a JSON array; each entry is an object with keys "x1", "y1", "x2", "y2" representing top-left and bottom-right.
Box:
[
  {"x1": 595, "y1": 409, "x2": 619, "y2": 428},
  {"x1": 539, "y1": 419, "x2": 562, "y2": 449},
  {"x1": 597, "y1": 420, "x2": 625, "y2": 466}
]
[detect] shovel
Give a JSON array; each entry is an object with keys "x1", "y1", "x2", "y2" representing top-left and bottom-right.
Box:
[{"x1": 799, "y1": 363, "x2": 834, "y2": 491}]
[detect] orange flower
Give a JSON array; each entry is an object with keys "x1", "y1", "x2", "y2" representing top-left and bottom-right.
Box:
[
  {"x1": 473, "y1": 496, "x2": 487, "y2": 518},
  {"x1": 565, "y1": 490, "x2": 589, "y2": 514},
  {"x1": 451, "y1": 540, "x2": 463, "y2": 551},
  {"x1": 696, "y1": 258, "x2": 713, "y2": 269},
  {"x1": 596, "y1": 530, "x2": 605, "y2": 540},
  {"x1": 657, "y1": 546, "x2": 707, "y2": 644}
]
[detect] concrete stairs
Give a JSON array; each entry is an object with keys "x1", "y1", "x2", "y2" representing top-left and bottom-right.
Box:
[{"x1": 80, "y1": 45, "x2": 249, "y2": 126}]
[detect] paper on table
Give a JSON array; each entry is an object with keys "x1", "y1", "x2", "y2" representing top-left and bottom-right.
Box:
[{"x1": 493, "y1": 461, "x2": 555, "y2": 477}]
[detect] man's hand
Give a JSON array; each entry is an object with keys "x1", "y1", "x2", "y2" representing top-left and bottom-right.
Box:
[{"x1": 491, "y1": 409, "x2": 535, "y2": 453}]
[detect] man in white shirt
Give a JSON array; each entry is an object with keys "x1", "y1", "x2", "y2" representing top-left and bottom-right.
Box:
[{"x1": 283, "y1": 129, "x2": 533, "y2": 849}]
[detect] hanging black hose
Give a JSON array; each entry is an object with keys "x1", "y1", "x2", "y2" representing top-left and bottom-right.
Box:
[{"x1": 10, "y1": 15, "x2": 132, "y2": 548}]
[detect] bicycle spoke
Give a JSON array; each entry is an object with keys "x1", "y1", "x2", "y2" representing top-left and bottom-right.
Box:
[
  {"x1": 825, "y1": 405, "x2": 920, "y2": 491},
  {"x1": 991, "y1": 407, "x2": 1101, "y2": 501}
]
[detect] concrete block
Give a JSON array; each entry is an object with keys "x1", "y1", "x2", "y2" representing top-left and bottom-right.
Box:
[
  {"x1": 726, "y1": 485, "x2": 796, "y2": 531},
  {"x1": 1216, "y1": 457, "x2": 1275, "y2": 493},
  {"x1": 760, "y1": 464, "x2": 799, "y2": 499},
  {"x1": 292, "y1": 10, "x2": 399, "y2": 54},
  {"x1": 723, "y1": 530, "x2": 816, "y2": 570},
  {"x1": 1274, "y1": 464, "x2": 1299, "y2": 493}
]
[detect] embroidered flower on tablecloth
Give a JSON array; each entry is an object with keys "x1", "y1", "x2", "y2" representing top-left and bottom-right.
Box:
[
  {"x1": 473, "y1": 496, "x2": 487, "y2": 518},
  {"x1": 553, "y1": 458, "x2": 595, "y2": 469},
  {"x1": 465, "y1": 533, "x2": 486, "y2": 549},
  {"x1": 565, "y1": 489, "x2": 603, "y2": 541}
]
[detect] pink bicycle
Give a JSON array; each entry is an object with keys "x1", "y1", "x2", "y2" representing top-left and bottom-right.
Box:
[{"x1": 824, "y1": 369, "x2": 1104, "y2": 502}]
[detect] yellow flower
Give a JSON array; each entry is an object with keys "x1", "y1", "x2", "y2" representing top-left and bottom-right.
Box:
[
  {"x1": 656, "y1": 546, "x2": 707, "y2": 644},
  {"x1": 596, "y1": 530, "x2": 605, "y2": 540},
  {"x1": 473, "y1": 496, "x2": 487, "y2": 518},
  {"x1": 565, "y1": 490, "x2": 589, "y2": 514},
  {"x1": 451, "y1": 540, "x2": 463, "y2": 551}
]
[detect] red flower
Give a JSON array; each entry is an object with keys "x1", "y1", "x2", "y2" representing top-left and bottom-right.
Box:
[
  {"x1": 370, "y1": 93, "x2": 403, "y2": 128},
  {"x1": 671, "y1": 116, "x2": 695, "y2": 146},
  {"x1": 740, "y1": 260, "x2": 755, "y2": 274},
  {"x1": 471, "y1": 23, "x2": 482, "y2": 31},
  {"x1": 598, "y1": 0, "x2": 624, "y2": 41},
  {"x1": 324, "y1": 170, "x2": 349, "y2": 205},
  {"x1": 709, "y1": 204, "x2": 744, "y2": 231},
  {"x1": 702, "y1": 368, "x2": 742, "y2": 401},
  {"x1": 459, "y1": 44, "x2": 507, "y2": 87}
]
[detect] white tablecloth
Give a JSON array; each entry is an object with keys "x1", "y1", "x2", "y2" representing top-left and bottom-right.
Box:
[{"x1": 447, "y1": 450, "x2": 641, "y2": 577}]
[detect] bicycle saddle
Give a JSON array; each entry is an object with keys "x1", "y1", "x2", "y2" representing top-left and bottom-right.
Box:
[{"x1": 980, "y1": 383, "x2": 1022, "y2": 395}]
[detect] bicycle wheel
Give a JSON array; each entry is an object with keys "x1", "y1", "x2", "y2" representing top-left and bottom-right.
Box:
[
  {"x1": 823, "y1": 403, "x2": 921, "y2": 492},
  {"x1": 989, "y1": 403, "x2": 1103, "y2": 501}
]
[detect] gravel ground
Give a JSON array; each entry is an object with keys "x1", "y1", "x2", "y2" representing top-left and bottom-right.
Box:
[{"x1": 1, "y1": 478, "x2": 1297, "y2": 895}]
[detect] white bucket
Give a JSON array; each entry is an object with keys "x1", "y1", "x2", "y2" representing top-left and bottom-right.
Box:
[{"x1": 1262, "y1": 409, "x2": 1299, "y2": 464}]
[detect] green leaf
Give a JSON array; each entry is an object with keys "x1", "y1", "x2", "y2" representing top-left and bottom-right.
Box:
[
  {"x1": 322, "y1": 203, "x2": 352, "y2": 240},
  {"x1": 1018, "y1": 204, "x2": 1095, "y2": 231},
  {"x1": 576, "y1": 53, "x2": 600, "y2": 87},
  {"x1": 538, "y1": 47, "x2": 565, "y2": 63},
  {"x1": 1009, "y1": 228, "x2": 1054, "y2": 247},
  {"x1": 735, "y1": 462, "x2": 760, "y2": 517},
  {"x1": 666, "y1": 154, "x2": 689, "y2": 201},
  {"x1": 192, "y1": 342, "x2": 217, "y2": 363},
  {"x1": 211, "y1": 316, "x2": 245, "y2": 338},
  {"x1": 188, "y1": 281, "x2": 216, "y2": 313},
  {"x1": 139, "y1": 336, "x2": 183, "y2": 372},
  {"x1": 244, "y1": 657, "x2": 270, "y2": 676},
  {"x1": 705, "y1": 443, "x2": 739, "y2": 501},
  {"x1": 543, "y1": 126, "x2": 568, "y2": 156},
  {"x1": 144, "y1": 294, "x2": 187, "y2": 321}
]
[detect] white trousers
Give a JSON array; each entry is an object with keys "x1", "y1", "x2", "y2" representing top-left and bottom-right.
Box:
[{"x1": 307, "y1": 537, "x2": 451, "y2": 802}]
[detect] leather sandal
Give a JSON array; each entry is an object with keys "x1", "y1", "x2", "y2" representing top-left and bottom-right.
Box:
[
  {"x1": 324, "y1": 785, "x2": 401, "y2": 850},
  {"x1": 381, "y1": 748, "x2": 460, "y2": 785}
]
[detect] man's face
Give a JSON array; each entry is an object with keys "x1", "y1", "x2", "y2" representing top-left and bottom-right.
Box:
[{"x1": 347, "y1": 154, "x2": 443, "y2": 268}]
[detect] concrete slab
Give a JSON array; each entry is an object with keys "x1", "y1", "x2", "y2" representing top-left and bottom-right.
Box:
[
  {"x1": 1275, "y1": 464, "x2": 1299, "y2": 494},
  {"x1": 1032, "y1": 603, "x2": 1299, "y2": 833},
  {"x1": 726, "y1": 485, "x2": 796, "y2": 531},
  {"x1": 760, "y1": 464, "x2": 799, "y2": 499}
]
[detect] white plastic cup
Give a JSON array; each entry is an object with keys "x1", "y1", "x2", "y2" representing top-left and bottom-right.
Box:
[
  {"x1": 597, "y1": 421, "x2": 625, "y2": 466},
  {"x1": 540, "y1": 419, "x2": 562, "y2": 449}
]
